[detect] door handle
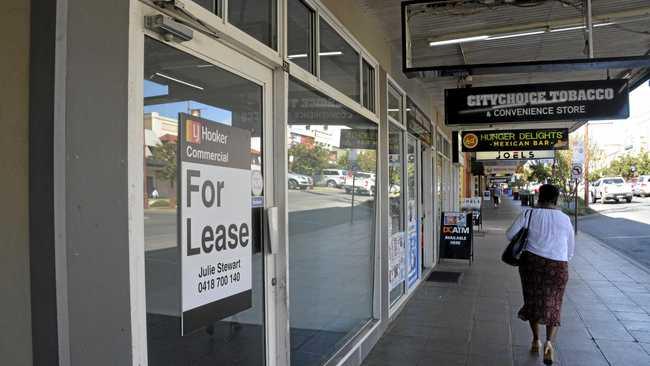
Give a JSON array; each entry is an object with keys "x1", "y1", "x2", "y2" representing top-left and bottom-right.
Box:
[{"x1": 266, "y1": 206, "x2": 279, "y2": 254}]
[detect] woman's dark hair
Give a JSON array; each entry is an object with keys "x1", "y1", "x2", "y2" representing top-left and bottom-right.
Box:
[{"x1": 538, "y1": 184, "x2": 560, "y2": 205}]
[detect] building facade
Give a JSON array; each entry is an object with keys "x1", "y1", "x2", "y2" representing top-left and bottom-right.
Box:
[{"x1": 2, "y1": 1, "x2": 468, "y2": 365}]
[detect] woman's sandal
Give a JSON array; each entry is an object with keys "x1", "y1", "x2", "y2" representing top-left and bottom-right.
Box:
[
  {"x1": 543, "y1": 341, "x2": 554, "y2": 365},
  {"x1": 530, "y1": 340, "x2": 542, "y2": 353}
]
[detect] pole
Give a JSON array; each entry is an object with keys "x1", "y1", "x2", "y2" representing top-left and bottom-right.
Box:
[
  {"x1": 574, "y1": 178, "x2": 579, "y2": 235},
  {"x1": 350, "y1": 173, "x2": 356, "y2": 223},
  {"x1": 585, "y1": 0, "x2": 594, "y2": 58},
  {"x1": 584, "y1": 123, "x2": 590, "y2": 207}
]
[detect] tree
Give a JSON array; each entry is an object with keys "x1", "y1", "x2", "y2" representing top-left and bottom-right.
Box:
[
  {"x1": 356, "y1": 150, "x2": 377, "y2": 172},
  {"x1": 527, "y1": 161, "x2": 551, "y2": 183},
  {"x1": 150, "y1": 141, "x2": 177, "y2": 189},
  {"x1": 288, "y1": 143, "x2": 330, "y2": 176}
]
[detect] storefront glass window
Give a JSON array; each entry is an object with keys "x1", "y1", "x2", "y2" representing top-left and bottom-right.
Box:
[
  {"x1": 228, "y1": 0, "x2": 277, "y2": 49},
  {"x1": 288, "y1": 77, "x2": 376, "y2": 366},
  {"x1": 192, "y1": 0, "x2": 222, "y2": 16},
  {"x1": 287, "y1": 0, "x2": 314, "y2": 73},
  {"x1": 388, "y1": 124, "x2": 405, "y2": 305},
  {"x1": 387, "y1": 84, "x2": 402, "y2": 124},
  {"x1": 362, "y1": 59, "x2": 375, "y2": 112},
  {"x1": 142, "y1": 37, "x2": 266, "y2": 366},
  {"x1": 405, "y1": 136, "x2": 420, "y2": 289},
  {"x1": 319, "y1": 18, "x2": 360, "y2": 102}
]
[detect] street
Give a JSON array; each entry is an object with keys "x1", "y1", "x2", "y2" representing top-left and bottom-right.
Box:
[{"x1": 580, "y1": 196, "x2": 650, "y2": 269}]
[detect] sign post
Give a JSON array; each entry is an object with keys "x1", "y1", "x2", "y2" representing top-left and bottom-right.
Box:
[
  {"x1": 178, "y1": 113, "x2": 253, "y2": 335},
  {"x1": 439, "y1": 212, "x2": 473, "y2": 264}
]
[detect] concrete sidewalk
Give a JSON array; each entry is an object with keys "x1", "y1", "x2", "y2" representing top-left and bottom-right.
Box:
[{"x1": 363, "y1": 197, "x2": 650, "y2": 366}]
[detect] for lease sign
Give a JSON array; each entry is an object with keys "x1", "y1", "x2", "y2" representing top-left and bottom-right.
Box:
[{"x1": 179, "y1": 113, "x2": 252, "y2": 335}]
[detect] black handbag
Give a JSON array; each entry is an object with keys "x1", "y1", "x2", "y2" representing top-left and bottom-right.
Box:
[{"x1": 502, "y1": 209, "x2": 533, "y2": 266}]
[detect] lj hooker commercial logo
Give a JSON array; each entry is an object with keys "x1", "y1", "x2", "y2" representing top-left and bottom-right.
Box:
[{"x1": 186, "y1": 119, "x2": 202, "y2": 144}]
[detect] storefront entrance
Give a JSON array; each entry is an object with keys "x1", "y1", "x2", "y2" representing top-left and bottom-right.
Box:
[{"x1": 138, "y1": 3, "x2": 279, "y2": 365}]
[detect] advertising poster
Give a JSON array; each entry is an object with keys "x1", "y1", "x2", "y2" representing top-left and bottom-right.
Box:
[
  {"x1": 406, "y1": 200, "x2": 419, "y2": 289},
  {"x1": 178, "y1": 113, "x2": 252, "y2": 335},
  {"x1": 461, "y1": 128, "x2": 569, "y2": 152},
  {"x1": 445, "y1": 79, "x2": 629, "y2": 125},
  {"x1": 440, "y1": 212, "x2": 473, "y2": 261},
  {"x1": 388, "y1": 232, "x2": 405, "y2": 291}
]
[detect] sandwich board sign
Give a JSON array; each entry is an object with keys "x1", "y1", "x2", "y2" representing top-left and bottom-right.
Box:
[{"x1": 178, "y1": 113, "x2": 252, "y2": 335}]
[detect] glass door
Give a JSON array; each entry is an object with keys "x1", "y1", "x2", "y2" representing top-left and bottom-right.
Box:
[
  {"x1": 139, "y1": 5, "x2": 276, "y2": 365},
  {"x1": 405, "y1": 135, "x2": 420, "y2": 289}
]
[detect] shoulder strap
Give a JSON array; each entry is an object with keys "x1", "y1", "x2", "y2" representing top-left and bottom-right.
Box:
[{"x1": 525, "y1": 209, "x2": 533, "y2": 229}]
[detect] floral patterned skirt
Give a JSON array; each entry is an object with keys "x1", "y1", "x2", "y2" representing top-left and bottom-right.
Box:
[{"x1": 518, "y1": 251, "x2": 569, "y2": 326}]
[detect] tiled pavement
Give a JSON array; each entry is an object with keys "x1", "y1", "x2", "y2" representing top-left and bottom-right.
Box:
[{"x1": 363, "y1": 197, "x2": 650, "y2": 366}]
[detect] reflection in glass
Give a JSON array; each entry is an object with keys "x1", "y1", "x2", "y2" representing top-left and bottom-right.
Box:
[
  {"x1": 319, "y1": 18, "x2": 360, "y2": 102},
  {"x1": 362, "y1": 60, "x2": 375, "y2": 112},
  {"x1": 387, "y1": 84, "x2": 402, "y2": 123},
  {"x1": 143, "y1": 37, "x2": 266, "y2": 366},
  {"x1": 288, "y1": 77, "x2": 376, "y2": 366},
  {"x1": 388, "y1": 124, "x2": 405, "y2": 305},
  {"x1": 228, "y1": 0, "x2": 277, "y2": 49},
  {"x1": 287, "y1": 0, "x2": 314, "y2": 73},
  {"x1": 191, "y1": 0, "x2": 222, "y2": 16}
]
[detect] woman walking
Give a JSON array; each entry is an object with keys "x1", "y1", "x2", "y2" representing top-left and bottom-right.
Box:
[{"x1": 506, "y1": 184, "x2": 575, "y2": 365}]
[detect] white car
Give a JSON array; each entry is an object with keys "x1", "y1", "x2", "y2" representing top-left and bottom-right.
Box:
[
  {"x1": 343, "y1": 172, "x2": 376, "y2": 195},
  {"x1": 288, "y1": 172, "x2": 313, "y2": 190},
  {"x1": 590, "y1": 177, "x2": 633, "y2": 203},
  {"x1": 633, "y1": 175, "x2": 650, "y2": 197},
  {"x1": 313, "y1": 169, "x2": 347, "y2": 188}
]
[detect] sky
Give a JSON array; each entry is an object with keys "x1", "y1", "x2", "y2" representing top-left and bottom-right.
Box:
[{"x1": 586, "y1": 81, "x2": 650, "y2": 148}]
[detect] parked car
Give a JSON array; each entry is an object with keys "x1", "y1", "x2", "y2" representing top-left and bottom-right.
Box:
[
  {"x1": 590, "y1": 177, "x2": 633, "y2": 203},
  {"x1": 313, "y1": 169, "x2": 347, "y2": 188},
  {"x1": 633, "y1": 175, "x2": 650, "y2": 197},
  {"x1": 343, "y1": 172, "x2": 376, "y2": 195},
  {"x1": 288, "y1": 172, "x2": 313, "y2": 190}
]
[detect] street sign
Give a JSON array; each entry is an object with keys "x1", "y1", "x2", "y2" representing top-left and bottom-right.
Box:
[{"x1": 571, "y1": 163, "x2": 583, "y2": 180}]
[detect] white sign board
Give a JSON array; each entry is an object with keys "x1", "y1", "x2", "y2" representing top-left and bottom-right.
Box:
[
  {"x1": 461, "y1": 197, "x2": 482, "y2": 210},
  {"x1": 476, "y1": 150, "x2": 555, "y2": 161},
  {"x1": 571, "y1": 163, "x2": 583, "y2": 180},
  {"x1": 572, "y1": 140, "x2": 585, "y2": 165},
  {"x1": 179, "y1": 113, "x2": 252, "y2": 335}
]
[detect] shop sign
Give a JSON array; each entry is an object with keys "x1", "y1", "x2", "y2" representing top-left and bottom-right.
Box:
[
  {"x1": 178, "y1": 113, "x2": 252, "y2": 335},
  {"x1": 476, "y1": 150, "x2": 555, "y2": 161},
  {"x1": 489, "y1": 177, "x2": 509, "y2": 184},
  {"x1": 461, "y1": 197, "x2": 482, "y2": 210},
  {"x1": 461, "y1": 128, "x2": 568, "y2": 152},
  {"x1": 339, "y1": 129, "x2": 378, "y2": 150},
  {"x1": 388, "y1": 232, "x2": 406, "y2": 291},
  {"x1": 445, "y1": 79, "x2": 629, "y2": 125},
  {"x1": 440, "y1": 212, "x2": 473, "y2": 261},
  {"x1": 484, "y1": 165, "x2": 517, "y2": 176}
]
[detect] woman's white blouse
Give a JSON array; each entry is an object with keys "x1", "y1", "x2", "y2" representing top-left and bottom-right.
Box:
[{"x1": 506, "y1": 208, "x2": 575, "y2": 262}]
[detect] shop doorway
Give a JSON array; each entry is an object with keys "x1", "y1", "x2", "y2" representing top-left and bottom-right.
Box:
[{"x1": 138, "y1": 4, "x2": 278, "y2": 365}]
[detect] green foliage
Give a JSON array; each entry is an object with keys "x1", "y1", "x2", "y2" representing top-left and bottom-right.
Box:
[
  {"x1": 589, "y1": 150, "x2": 650, "y2": 180},
  {"x1": 150, "y1": 141, "x2": 177, "y2": 189},
  {"x1": 527, "y1": 161, "x2": 551, "y2": 183},
  {"x1": 356, "y1": 150, "x2": 377, "y2": 172},
  {"x1": 288, "y1": 144, "x2": 331, "y2": 176},
  {"x1": 149, "y1": 199, "x2": 172, "y2": 208}
]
